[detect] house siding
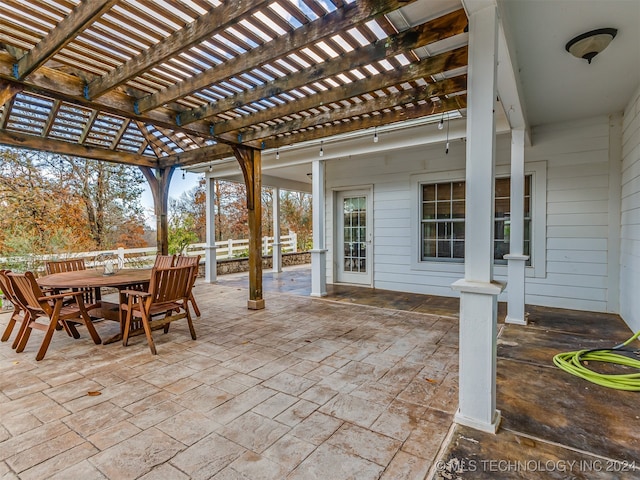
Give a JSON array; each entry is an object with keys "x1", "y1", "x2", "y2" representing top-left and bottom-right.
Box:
[
  {"x1": 324, "y1": 115, "x2": 617, "y2": 313},
  {"x1": 620, "y1": 85, "x2": 640, "y2": 331}
]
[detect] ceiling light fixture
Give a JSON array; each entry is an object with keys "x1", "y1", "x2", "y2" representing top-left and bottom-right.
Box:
[
  {"x1": 565, "y1": 28, "x2": 617, "y2": 64},
  {"x1": 276, "y1": 147, "x2": 280, "y2": 160},
  {"x1": 373, "y1": 126, "x2": 379, "y2": 143},
  {"x1": 319, "y1": 141, "x2": 324, "y2": 157}
]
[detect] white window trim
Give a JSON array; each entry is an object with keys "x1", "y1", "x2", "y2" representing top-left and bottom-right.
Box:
[{"x1": 410, "y1": 161, "x2": 547, "y2": 278}]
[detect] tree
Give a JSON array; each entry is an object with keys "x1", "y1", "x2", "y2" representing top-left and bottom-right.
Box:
[
  {"x1": 281, "y1": 190, "x2": 312, "y2": 251},
  {"x1": 0, "y1": 148, "x2": 148, "y2": 257},
  {"x1": 170, "y1": 179, "x2": 312, "y2": 252}
]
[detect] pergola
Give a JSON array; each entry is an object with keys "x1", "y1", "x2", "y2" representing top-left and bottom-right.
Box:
[{"x1": 0, "y1": 0, "x2": 469, "y2": 309}]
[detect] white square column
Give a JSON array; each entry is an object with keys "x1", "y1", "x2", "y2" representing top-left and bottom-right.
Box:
[
  {"x1": 310, "y1": 159, "x2": 327, "y2": 297},
  {"x1": 272, "y1": 187, "x2": 282, "y2": 274},
  {"x1": 451, "y1": 3, "x2": 503, "y2": 433},
  {"x1": 204, "y1": 176, "x2": 217, "y2": 283},
  {"x1": 505, "y1": 128, "x2": 528, "y2": 325}
]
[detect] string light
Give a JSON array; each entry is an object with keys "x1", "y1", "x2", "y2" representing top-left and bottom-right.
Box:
[
  {"x1": 182, "y1": 170, "x2": 185, "y2": 180},
  {"x1": 438, "y1": 112, "x2": 444, "y2": 130},
  {"x1": 319, "y1": 141, "x2": 324, "y2": 157},
  {"x1": 209, "y1": 163, "x2": 213, "y2": 172},
  {"x1": 445, "y1": 112, "x2": 450, "y2": 155},
  {"x1": 373, "y1": 126, "x2": 379, "y2": 143},
  {"x1": 276, "y1": 147, "x2": 280, "y2": 160}
]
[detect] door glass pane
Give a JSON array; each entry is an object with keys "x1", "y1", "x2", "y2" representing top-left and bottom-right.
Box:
[{"x1": 343, "y1": 196, "x2": 367, "y2": 273}]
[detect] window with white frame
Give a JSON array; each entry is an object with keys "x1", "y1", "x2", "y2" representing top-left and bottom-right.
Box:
[{"x1": 420, "y1": 176, "x2": 532, "y2": 264}]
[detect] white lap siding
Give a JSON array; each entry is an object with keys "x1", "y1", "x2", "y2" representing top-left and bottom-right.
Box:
[
  {"x1": 324, "y1": 114, "x2": 619, "y2": 313},
  {"x1": 620, "y1": 85, "x2": 640, "y2": 330}
]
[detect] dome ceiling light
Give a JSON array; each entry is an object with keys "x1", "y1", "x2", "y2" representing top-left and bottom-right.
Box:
[{"x1": 565, "y1": 28, "x2": 618, "y2": 64}]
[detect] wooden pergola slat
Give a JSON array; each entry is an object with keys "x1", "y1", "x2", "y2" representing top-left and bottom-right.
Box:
[
  {"x1": 178, "y1": 9, "x2": 468, "y2": 126},
  {"x1": 137, "y1": 0, "x2": 417, "y2": 114},
  {"x1": 14, "y1": 0, "x2": 118, "y2": 80}
]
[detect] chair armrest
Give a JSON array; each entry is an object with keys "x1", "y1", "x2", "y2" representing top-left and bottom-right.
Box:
[
  {"x1": 39, "y1": 291, "x2": 83, "y2": 301},
  {"x1": 121, "y1": 289, "x2": 151, "y2": 297}
]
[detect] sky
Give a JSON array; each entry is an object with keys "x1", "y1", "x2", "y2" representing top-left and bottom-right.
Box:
[{"x1": 141, "y1": 170, "x2": 203, "y2": 228}]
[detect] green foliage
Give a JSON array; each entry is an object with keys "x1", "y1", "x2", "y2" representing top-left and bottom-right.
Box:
[{"x1": 168, "y1": 208, "x2": 199, "y2": 255}]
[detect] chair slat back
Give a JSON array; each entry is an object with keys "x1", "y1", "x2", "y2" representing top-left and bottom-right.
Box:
[
  {"x1": 8, "y1": 272, "x2": 50, "y2": 316},
  {"x1": 149, "y1": 265, "x2": 194, "y2": 304},
  {"x1": 175, "y1": 255, "x2": 200, "y2": 284},
  {"x1": 153, "y1": 255, "x2": 175, "y2": 269},
  {"x1": 45, "y1": 258, "x2": 86, "y2": 274},
  {"x1": 44, "y1": 258, "x2": 98, "y2": 308},
  {"x1": 0, "y1": 270, "x2": 23, "y2": 311}
]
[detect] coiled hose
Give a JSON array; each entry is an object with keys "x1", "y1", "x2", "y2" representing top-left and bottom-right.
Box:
[{"x1": 553, "y1": 330, "x2": 640, "y2": 391}]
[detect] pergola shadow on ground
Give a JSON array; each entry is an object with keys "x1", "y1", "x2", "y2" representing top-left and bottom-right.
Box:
[{"x1": 0, "y1": 266, "x2": 637, "y2": 479}]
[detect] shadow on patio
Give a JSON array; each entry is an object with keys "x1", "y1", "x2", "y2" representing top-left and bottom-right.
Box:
[{"x1": 0, "y1": 265, "x2": 637, "y2": 479}]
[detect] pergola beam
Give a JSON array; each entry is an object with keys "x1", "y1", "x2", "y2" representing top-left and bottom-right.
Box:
[
  {"x1": 0, "y1": 53, "x2": 213, "y2": 141},
  {"x1": 0, "y1": 129, "x2": 158, "y2": 168},
  {"x1": 160, "y1": 143, "x2": 233, "y2": 169},
  {"x1": 211, "y1": 47, "x2": 468, "y2": 141},
  {"x1": 137, "y1": 0, "x2": 421, "y2": 114},
  {"x1": 178, "y1": 8, "x2": 468, "y2": 126},
  {"x1": 0, "y1": 81, "x2": 23, "y2": 107},
  {"x1": 14, "y1": 0, "x2": 118, "y2": 80},
  {"x1": 236, "y1": 76, "x2": 467, "y2": 144},
  {"x1": 253, "y1": 95, "x2": 467, "y2": 150},
  {"x1": 86, "y1": 0, "x2": 271, "y2": 99}
]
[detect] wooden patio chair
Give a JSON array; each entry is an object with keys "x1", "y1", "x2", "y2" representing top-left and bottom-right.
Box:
[
  {"x1": 0, "y1": 270, "x2": 30, "y2": 349},
  {"x1": 121, "y1": 265, "x2": 196, "y2": 355},
  {"x1": 8, "y1": 271, "x2": 101, "y2": 361},
  {"x1": 153, "y1": 254, "x2": 176, "y2": 269},
  {"x1": 44, "y1": 258, "x2": 101, "y2": 312},
  {"x1": 174, "y1": 255, "x2": 201, "y2": 317}
]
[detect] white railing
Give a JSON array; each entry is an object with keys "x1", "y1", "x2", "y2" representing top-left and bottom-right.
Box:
[{"x1": 0, "y1": 232, "x2": 298, "y2": 268}]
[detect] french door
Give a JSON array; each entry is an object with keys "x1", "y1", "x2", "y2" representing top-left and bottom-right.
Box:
[{"x1": 336, "y1": 189, "x2": 372, "y2": 285}]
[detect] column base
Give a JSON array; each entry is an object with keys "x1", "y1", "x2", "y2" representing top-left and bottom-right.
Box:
[
  {"x1": 505, "y1": 315, "x2": 527, "y2": 325},
  {"x1": 247, "y1": 299, "x2": 265, "y2": 310},
  {"x1": 310, "y1": 249, "x2": 327, "y2": 297},
  {"x1": 205, "y1": 245, "x2": 217, "y2": 283},
  {"x1": 455, "y1": 409, "x2": 502, "y2": 434}
]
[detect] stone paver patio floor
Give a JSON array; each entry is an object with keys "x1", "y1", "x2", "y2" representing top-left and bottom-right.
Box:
[{"x1": 0, "y1": 280, "x2": 458, "y2": 479}]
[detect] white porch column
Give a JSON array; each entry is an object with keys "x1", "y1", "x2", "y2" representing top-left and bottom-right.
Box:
[
  {"x1": 451, "y1": 4, "x2": 504, "y2": 434},
  {"x1": 505, "y1": 128, "x2": 528, "y2": 324},
  {"x1": 310, "y1": 159, "x2": 327, "y2": 297},
  {"x1": 272, "y1": 187, "x2": 282, "y2": 274},
  {"x1": 205, "y1": 176, "x2": 217, "y2": 283}
]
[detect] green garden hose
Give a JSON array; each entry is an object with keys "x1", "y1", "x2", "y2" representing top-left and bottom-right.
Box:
[{"x1": 553, "y1": 329, "x2": 640, "y2": 391}]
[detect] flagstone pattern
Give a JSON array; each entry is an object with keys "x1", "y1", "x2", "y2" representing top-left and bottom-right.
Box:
[{"x1": 0, "y1": 282, "x2": 458, "y2": 479}]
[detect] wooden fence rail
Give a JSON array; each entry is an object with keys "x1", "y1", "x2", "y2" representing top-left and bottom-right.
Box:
[{"x1": 0, "y1": 233, "x2": 298, "y2": 270}]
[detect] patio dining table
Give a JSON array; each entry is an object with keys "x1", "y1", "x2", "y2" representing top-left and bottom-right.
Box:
[{"x1": 38, "y1": 268, "x2": 152, "y2": 344}]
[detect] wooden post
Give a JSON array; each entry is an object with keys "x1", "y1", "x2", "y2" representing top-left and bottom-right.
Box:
[
  {"x1": 140, "y1": 166, "x2": 174, "y2": 255},
  {"x1": 232, "y1": 145, "x2": 265, "y2": 310}
]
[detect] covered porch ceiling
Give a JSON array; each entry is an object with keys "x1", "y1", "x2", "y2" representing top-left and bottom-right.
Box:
[{"x1": 0, "y1": 0, "x2": 470, "y2": 169}]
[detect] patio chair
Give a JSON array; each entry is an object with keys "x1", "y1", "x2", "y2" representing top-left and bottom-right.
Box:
[
  {"x1": 8, "y1": 271, "x2": 102, "y2": 361},
  {"x1": 174, "y1": 255, "x2": 201, "y2": 317},
  {"x1": 121, "y1": 264, "x2": 196, "y2": 355},
  {"x1": 0, "y1": 270, "x2": 29, "y2": 349},
  {"x1": 153, "y1": 254, "x2": 176, "y2": 269},
  {"x1": 44, "y1": 258, "x2": 101, "y2": 313}
]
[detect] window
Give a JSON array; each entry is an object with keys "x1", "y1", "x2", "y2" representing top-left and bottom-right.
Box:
[{"x1": 420, "y1": 176, "x2": 532, "y2": 264}]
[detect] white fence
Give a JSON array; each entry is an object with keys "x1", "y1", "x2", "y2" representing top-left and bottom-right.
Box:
[{"x1": 0, "y1": 233, "x2": 297, "y2": 269}]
